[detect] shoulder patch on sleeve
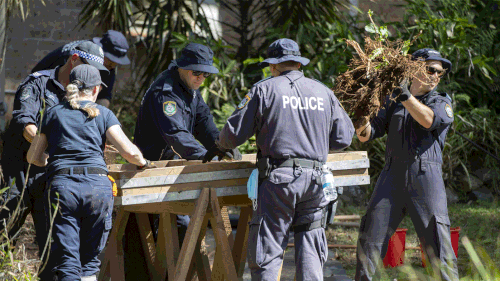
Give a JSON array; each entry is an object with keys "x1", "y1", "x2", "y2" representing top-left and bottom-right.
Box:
[
  {"x1": 163, "y1": 101, "x2": 177, "y2": 116},
  {"x1": 237, "y1": 95, "x2": 251, "y2": 109},
  {"x1": 20, "y1": 86, "x2": 33, "y2": 101},
  {"x1": 445, "y1": 103, "x2": 453, "y2": 118}
]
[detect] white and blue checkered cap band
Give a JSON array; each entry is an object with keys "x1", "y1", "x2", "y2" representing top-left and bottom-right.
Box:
[{"x1": 71, "y1": 50, "x2": 104, "y2": 65}]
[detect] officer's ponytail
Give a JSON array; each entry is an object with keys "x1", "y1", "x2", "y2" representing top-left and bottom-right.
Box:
[{"x1": 66, "y1": 81, "x2": 100, "y2": 119}]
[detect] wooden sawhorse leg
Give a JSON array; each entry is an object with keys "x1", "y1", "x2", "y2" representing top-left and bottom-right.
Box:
[{"x1": 174, "y1": 188, "x2": 240, "y2": 281}]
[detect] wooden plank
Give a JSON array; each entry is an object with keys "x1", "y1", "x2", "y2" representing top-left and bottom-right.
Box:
[
  {"x1": 108, "y1": 155, "x2": 258, "y2": 173},
  {"x1": 108, "y1": 152, "x2": 368, "y2": 176},
  {"x1": 119, "y1": 169, "x2": 252, "y2": 189},
  {"x1": 117, "y1": 185, "x2": 248, "y2": 206},
  {"x1": 136, "y1": 213, "x2": 158, "y2": 280},
  {"x1": 119, "y1": 171, "x2": 366, "y2": 197},
  {"x1": 155, "y1": 213, "x2": 179, "y2": 281},
  {"x1": 107, "y1": 209, "x2": 130, "y2": 281},
  {"x1": 112, "y1": 161, "x2": 257, "y2": 180},
  {"x1": 121, "y1": 178, "x2": 248, "y2": 196},
  {"x1": 232, "y1": 206, "x2": 252, "y2": 277},
  {"x1": 124, "y1": 201, "x2": 195, "y2": 215},
  {"x1": 174, "y1": 188, "x2": 210, "y2": 281},
  {"x1": 116, "y1": 173, "x2": 368, "y2": 206},
  {"x1": 218, "y1": 194, "x2": 252, "y2": 207},
  {"x1": 208, "y1": 188, "x2": 239, "y2": 280}
]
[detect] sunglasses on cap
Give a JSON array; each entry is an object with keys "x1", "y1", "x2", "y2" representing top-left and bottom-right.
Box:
[
  {"x1": 426, "y1": 66, "x2": 446, "y2": 77},
  {"x1": 192, "y1": 70, "x2": 211, "y2": 78}
]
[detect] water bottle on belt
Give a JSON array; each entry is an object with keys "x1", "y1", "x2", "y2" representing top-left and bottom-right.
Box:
[
  {"x1": 321, "y1": 164, "x2": 336, "y2": 202},
  {"x1": 247, "y1": 169, "x2": 259, "y2": 210}
]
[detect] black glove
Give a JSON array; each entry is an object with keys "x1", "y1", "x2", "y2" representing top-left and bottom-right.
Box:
[
  {"x1": 203, "y1": 145, "x2": 243, "y2": 163},
  {"x1": 138, "y1": 159, "x2": 156, "y2": 169},
  {"x1": 224, "y1": 148, "x2": 242, "y2": 161},
  {"x1": 395, "y1": 79, "x2": 411, "y2": 102},
  {"x1": 203, "y1": 144, "x2": 226, "y2": 163}
]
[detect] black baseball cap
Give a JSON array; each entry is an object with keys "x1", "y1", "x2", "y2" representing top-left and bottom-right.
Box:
[
  {"x1": 69, "y1": 64, "x2": 107, "y2": 89},
  {"x1": 412, "y1": 48, "x2": 452, "y2": 75},
  {"x1": 93, "y1": 30, "x2": 130, "y2": 65},
  {"x1": 174, "y1": 43, "x2": 219, "y2": 74},
  {"x1": 72, "y1": 41, "x2": 109, "y2": 73}
]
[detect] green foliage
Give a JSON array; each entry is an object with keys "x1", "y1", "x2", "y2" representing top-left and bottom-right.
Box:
[
  {"x1": 394, "y1": 0, "x2": 500, "y2": 110},
  {"x1": 212, "y1": 103, "x2": 257, "y2": 154}
]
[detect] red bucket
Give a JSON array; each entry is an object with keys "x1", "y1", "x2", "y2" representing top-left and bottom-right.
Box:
[
  {"x1": 383, "y1": 228, "x2": 408, "y2": 268},
  {"x1": 421, "y1": 227, "x2": 460, "y2": 267}
]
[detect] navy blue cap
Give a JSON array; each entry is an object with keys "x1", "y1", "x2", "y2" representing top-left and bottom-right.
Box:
[
  {"x1": 259, "y1": 38, "x2": 310, "y2": 68},
  {"x1": 70, "y1": 64, "x2": 107, "y2": 89},
  {"x1": 412, "y1": 48, "x2": 452, "y2": 75},
  {"x1": 93, "y1": 30, "x2": 130, "y2": 65},
  {"x1": 73, "y1": 41, "x2": 109, "y2": 73},
  {"x1": 174, "y1": 43, "x2": 219, "y2": 74}
]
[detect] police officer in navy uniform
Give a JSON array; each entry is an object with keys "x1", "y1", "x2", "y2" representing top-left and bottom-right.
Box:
[
  {"x1": 27, "y1": 64, "x2": 153, "y2": 281},
  {"x1": 209, "y1": 38, "x2": 355, "y2": 280},
  {"x1": 133, "y1": 43, "x2": 241, "y2": 272},
  {"x1": 354, "y1": 48, "x2": 459, "y2": 280},
  {"x1": 31, "y1": 30, "x2": 130, "y2": 108},
  {"x1": 0, "y1": 41, "x2": 108, "y2": 278}
]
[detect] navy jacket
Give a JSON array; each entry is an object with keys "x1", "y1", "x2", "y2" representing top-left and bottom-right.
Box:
[
  {"x1": 218, "y1": 70, "x2": 354, "y2": 163},
  {"x1": 31, "y1": 40, "x2": 115, "y2": 102},
  {"x1": 369, "y1": 89, "x2": 454, "y2": 164},
  {"x1": 2, "y1": 69, "x2": 65, "y2": 167},
  {"x1": 134, "y1": 64, "x2": 219, "y2": 160}
]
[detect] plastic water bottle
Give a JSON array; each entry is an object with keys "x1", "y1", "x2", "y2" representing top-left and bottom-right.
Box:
[{"x1": 321, "y1": 165, "x2": 336, "y2": 202}]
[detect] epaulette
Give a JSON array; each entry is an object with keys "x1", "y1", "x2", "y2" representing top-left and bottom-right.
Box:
[
  {"x1": 31, "y1": 70, "x2": 51, "y2": 78},
  {"x1": 311, "y1": 78, "x2": 330, "y2": 89},
  {"x1": 438, "y1": 92, "x2": 452, "y2": 101},
  {"x1": 162, "y1": 79, "x2": 173, "y2": 92},
  {"x1": 424, "y1": 91, "x2": 451, "y2": 105},
  {"x1": 253, "y1": 76, "x2": 274, "y2": 86}
]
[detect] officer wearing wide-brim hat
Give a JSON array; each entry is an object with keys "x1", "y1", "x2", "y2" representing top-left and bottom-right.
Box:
[
  {"x1": 258, "y1": 38, "x2": 310, "y2": 68},
  {"x1": 211, "y1": 38, "x2": 354, "y2": 280},
  {"x1": 355, "y1": 48, "x2": 459, "y2": 280},
  {"x1": 32, "y1": 30, "x2": 131, "y2": 108},
  {"x1": 129, "y1": 42, "x2": 241, "y2": 278}
]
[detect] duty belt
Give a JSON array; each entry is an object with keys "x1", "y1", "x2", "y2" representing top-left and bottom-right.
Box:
[
  {"x1": 257, "y1": 157, "x2": 324, "y2": 182},
  {"x1": 269, "y1": 158, "x2": 324, "y2": 169},
  {"x1": 53, "y1": 167, "x2": 108, "y2": 176}
]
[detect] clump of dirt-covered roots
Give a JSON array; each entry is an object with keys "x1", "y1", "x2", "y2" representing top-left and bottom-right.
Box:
[{"x1": 334, "y1": 35, "x2": 426, "y2": 128}]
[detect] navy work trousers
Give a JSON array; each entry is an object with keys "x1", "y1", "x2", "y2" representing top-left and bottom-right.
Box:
[
  {"x1": 44, "y1": 171, "x2": 113, "y2": 281},
  {"x1": 248, "y1": 167, "x2": 329, "y2": 281},
  {"x1": 355, "y1": 159, "x2": 459, "y2": 280}
]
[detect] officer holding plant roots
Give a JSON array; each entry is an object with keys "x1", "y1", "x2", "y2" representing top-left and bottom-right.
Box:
[
  {"x1": 209, "y1": 38, "x2": 354, "y2": 280},
  {"x1": 354, "y1": 48, "x2": 459, "y2": 280}
]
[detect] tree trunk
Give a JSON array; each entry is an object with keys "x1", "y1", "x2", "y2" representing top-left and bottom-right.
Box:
[{"x1": 0, "y1": 0, "x2": 6, "y2": 132}]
